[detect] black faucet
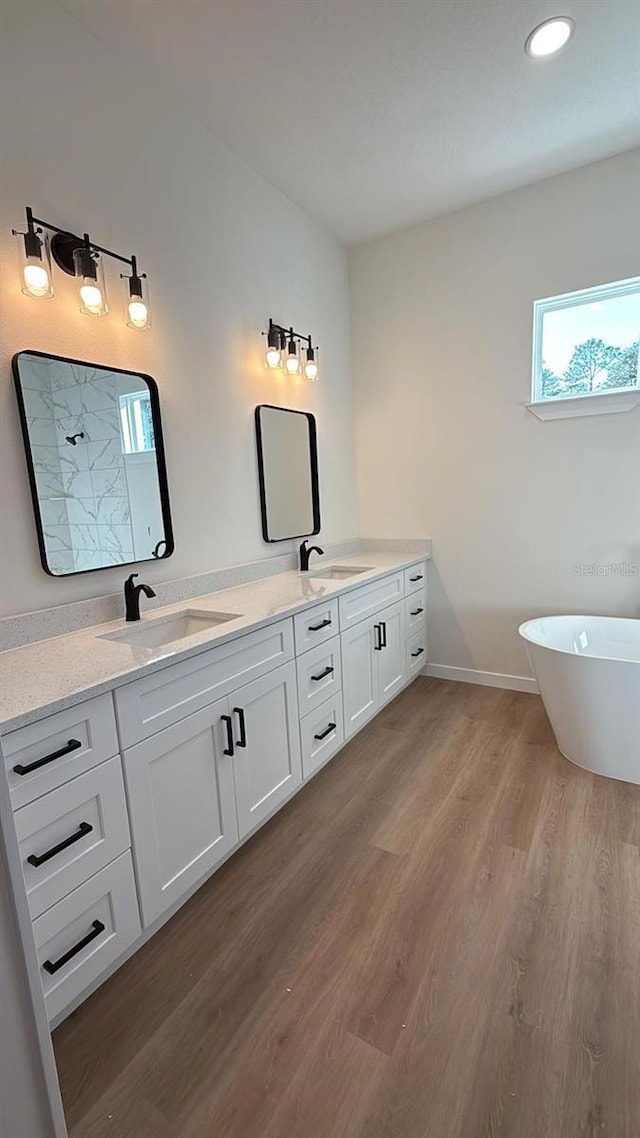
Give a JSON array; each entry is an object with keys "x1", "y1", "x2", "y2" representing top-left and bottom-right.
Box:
[
  {"x1": 299, "y1": 539, "x2": 324, "y2": 572},
  {"x1": 124, "y1": 573, "x2": 156, "y2": 622}
]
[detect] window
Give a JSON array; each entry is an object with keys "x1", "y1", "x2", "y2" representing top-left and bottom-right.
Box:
[
  {"x1": 531, "y1": 277, "x2": 640, "y2": 412},
  {"x1": 119, "y1": 390, "x2": 155, "y2": 454}
]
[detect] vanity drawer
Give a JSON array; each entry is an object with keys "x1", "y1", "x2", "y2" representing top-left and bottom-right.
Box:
[
  {"x1": 294, "y1": 599, "x2": 339, "y2": 655},
  {"x1": 2, "y1": 694, "x2": 119, "y2": 810},
  {"x1": 300, "y1": 695, "x2": 345, "y2": 780},
  {"x1": 405, "y1": 587, "x2": 426, "y2": 635},
  {"x1": 15, "y1": 757, "x2": 130, "y2": 921},
  {"x1": 33, "y1": 851, "x2": 140, "y2": 1023},
  {"x1": 338, "y1": 572, "x2": 404, "y2": 630},
  {"x1": 115, "y1": 618, "x2": 294, "y2": 746},
  {"x1": 407, "y1": 628, "x2": 427, "y2": 676},
  {"x1": 404, "y1": 562, "x2": 427, "y2": 595},
  {"x1": 296, "y1": 636, "x2": 342, "y2": 717}
]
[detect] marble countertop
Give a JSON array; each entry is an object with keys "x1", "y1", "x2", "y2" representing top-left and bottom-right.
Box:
[{"x1": 0, "y1": 550, "x2": 429, "y2": 734}]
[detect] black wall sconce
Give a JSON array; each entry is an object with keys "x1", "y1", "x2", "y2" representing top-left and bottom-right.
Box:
[
  {"x1": 12, "y1": 206, "x2": 151, "y2": 330},
  {"x1": 262, "y1": 319, "x2": 319, "y2": 382}
]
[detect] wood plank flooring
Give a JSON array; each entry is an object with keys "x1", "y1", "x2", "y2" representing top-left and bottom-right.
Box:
[{"x1": 53, "y1": 678, "x2": 640, "y2": 1138}]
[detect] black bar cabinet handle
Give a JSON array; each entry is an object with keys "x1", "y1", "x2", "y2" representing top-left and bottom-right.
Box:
[
  {"x1": 233, "y1": 707, "x2": 247, "y2": 748},
  {"x1": 314, "y1": 722, "x2": 337, "y2": 741},
  {"x1": 42, "y1": 919, "x2": 105, "y2": 975},
  {"x1": 14, "y1": 738, "x2": 82, "y2": 776},
  {"x1": 221, "y1": 715, "x2": 234, "y2": 757},
  {"x1": 410, "y1": 607, "x2": 424, "y2": 616},
  {"x1": 27, "y1": 822, "x2": 93, "y2": 868},
  {"x1": 380, "y1": 621, "x2": 387, "y2": 648},
  {"x1": 308, "y1": 618, "x2": 332, "y2": 631},
  {"x1": 373, "y1": 624, "x2": 382, "y2": 651},
  {"x1": 409, "y1": 574, "x2": 423, "y2": 583},
  {"x1": 311, "y1": 665, "x2": 334, "y2": 682},
  {"x1": 411, "y1": 648, "x2": 425, "y2": 658}
]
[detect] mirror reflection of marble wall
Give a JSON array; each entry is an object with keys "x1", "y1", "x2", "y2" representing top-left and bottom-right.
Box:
[{"x1": 15, "y1": 353, "x2": 171, "y2": 575}]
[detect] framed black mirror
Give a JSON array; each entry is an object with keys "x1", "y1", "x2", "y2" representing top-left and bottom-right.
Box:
[
  {"x1": 255, "y1": 404, "x2": 321, "y2": 542},
  {"x1": 13, "y1": 350, "x2": 174, "y2": 576}
]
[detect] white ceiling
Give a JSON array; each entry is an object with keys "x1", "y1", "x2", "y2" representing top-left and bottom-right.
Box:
[{"x1": 60, "y1": 0, "x2": 640, "y2": 245}]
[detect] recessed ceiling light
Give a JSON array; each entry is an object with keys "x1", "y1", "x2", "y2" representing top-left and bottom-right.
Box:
[{"x1": 525, "y1": 16, "x2": 574, "y2": 58}]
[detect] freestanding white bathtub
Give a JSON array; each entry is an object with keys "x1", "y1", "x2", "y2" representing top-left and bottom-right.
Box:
[{"x1": 519, "y1": 615, "x2": 640, "y2": 784}]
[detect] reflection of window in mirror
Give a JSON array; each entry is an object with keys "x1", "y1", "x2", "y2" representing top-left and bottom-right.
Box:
[{"x1": 119, "y1": 391, "x2": 156, "y2": 454}]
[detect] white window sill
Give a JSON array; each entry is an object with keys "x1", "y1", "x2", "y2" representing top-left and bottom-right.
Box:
[{"x1": 527, "y1": 389, "x2": 640, "y2": 420}]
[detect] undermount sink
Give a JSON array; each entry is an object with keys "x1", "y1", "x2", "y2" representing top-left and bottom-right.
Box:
[
  {"x1": 98, "y1": 609, "x2": 241, "y2": 650},
  {"x1": 308, "y1": 565, "x2": 374, "y2": 580}
]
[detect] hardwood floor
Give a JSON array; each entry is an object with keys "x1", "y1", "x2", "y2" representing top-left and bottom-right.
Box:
[{"x1": 53, "y1": 678, "x2": 640, "y2": 1138}]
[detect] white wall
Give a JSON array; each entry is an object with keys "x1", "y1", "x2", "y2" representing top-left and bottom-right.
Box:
[
  {"x1": 0, "y1": 0, "x2": 357, "y2": 620},
  {"x1": 350, "y1": 150, "x2": 640, "y2": 679}
]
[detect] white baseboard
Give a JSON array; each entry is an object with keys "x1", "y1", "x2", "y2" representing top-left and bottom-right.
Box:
[{"x1": 423, "y1": 662, "x2": 539, "y2": 694}]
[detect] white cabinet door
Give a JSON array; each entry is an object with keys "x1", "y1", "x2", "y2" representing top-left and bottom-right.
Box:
[
  {"x1": 16, "y1": 756, "x2": 130, "y2": 920},
  {"x1": 293, "y1": 599, "x2": 339, "y2": 654},
  {"x1": 404, "y1": 562, "x2": 427, "y2": 594},
  {"x1": 123, "y1": 699, "x2": 238, "y2": 927},
  {"x1": 405, "y1": 587, "x2": 426, "y2": 635},
  {"x1": 300, "y1": 695, "x2": 345, "y2": 780},
  {"x1": 341, "y1": 618, "x2": 379, "y2": 740},
  {"x1": 376, "y1": 600, "x2": 407, "y2": 706},
  {"x1": 232, "y1": 661, "x2": 302, "y2": 838},
  {"x1": 33, "y1": 851, "x2": 140, "y2": 1023},
  {"x1": 295, "y1": 635, "x2": 342, "y2": 718},
  {"x1": 407, "y1": 627, "x2": 428, "y2": 676},
  {"x1": 3, "y1": 693, "x2": 119, "y2": 809}
]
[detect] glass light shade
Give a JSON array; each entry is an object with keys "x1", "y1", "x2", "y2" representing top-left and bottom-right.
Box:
[
  {"x1": 18, "y1": 231, "x2": 54, "y2": 299},
  {"x1": 80, "y1": 280, "x2": 107, "y2": 315},
  {"x1": 75, "y1": 249, "x2": 108, "y2": 317},
  {"x1": 23, "y1": 256, "x2": 53, "y2": 298},
  {"x1": 126, "y1": 275, "x2": 151, "y2": 330},
  {"x1": 128, "y1": 298, "x2": 149, "y2": 329},
  {"x1": 265, "y1": 345, "x2": 282, "y2": 369},
  {"x1": 284, "y1": 338, "x2": 300, "y2": 374},
  {"x1": 303, "y1": 358, "x2": 319, "y2": 382}
]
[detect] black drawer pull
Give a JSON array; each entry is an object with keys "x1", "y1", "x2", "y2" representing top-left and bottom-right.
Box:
[
  {"x1": 27, "y1": 822, "x2": 93, "y2": 868},
  {"x1": 308, "y1": 618, "x2": 332, "y2": 631},
  {"x1": 409, "y1": 574, "x2": 423, "y2": 583},
  {"x1": 411, "y1": 648, "x2": 425, "y2": 658},
  {"x1": 221, "y1": 715, "x2": 234, "y2": 757},
  {"x1": 14, "y1": 738, "x2": 82, "y2": 777},
  {"x1": 410, "y1": 607, "x2": 424, "y2": 616},
  {"x1": 380, "y1": 621, "x2": 387, "y2": 648},
  {"x1": 374, "y1": 623, "x2": 382, "y2": 651},
  {"x1": 311, "y1": 665, "x2": 334, "y2": 682},
  {"x1": 42, "y1": 919, "x2": 105, "y2": 975},
  {"x1": 314, "y1": 722, "x2": 337, "y2": 741},
  {"x1": 233, "y1": 707, "x2": 247, "y2": 748}
]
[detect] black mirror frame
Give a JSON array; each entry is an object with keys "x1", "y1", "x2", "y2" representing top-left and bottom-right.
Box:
[
  {"x1": 255, "y1": 404, "x2": 321, "y2": 543},
  {"x1": 12, "y1": 349, "x2": 175, "y2": 578}
]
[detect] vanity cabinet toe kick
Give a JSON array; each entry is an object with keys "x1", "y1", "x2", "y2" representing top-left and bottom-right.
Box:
[{"x1": 0, "y1": 560, "x2": 427, "y2": 1023}]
